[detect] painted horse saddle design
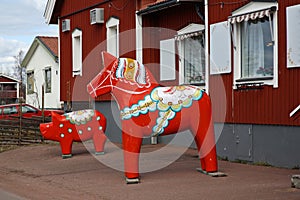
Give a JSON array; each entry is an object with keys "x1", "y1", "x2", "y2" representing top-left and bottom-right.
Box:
[
  {"x1": 64, "y1": 109, "x2": 96, "y2": 125},
  {"x1": 120, "y1": 86, "x2": 203, "y2": 136}
]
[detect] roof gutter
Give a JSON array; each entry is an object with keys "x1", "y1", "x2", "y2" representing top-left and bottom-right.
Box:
[
  {"x1": 44, "y1": 0, "x2": 57, "y2": 24},
  {"x1": 204, "y1": 0, "x2": 209, "y2": 93},
  {"x1": 137, "y1": 0, "x2": 178, "y2": 15},
  {"x1": 137, "y1": 0, "x2": 203, "y2": 15}
]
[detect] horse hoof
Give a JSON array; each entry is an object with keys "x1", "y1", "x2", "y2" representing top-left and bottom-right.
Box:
[
  {"x1": 95, "y1": 151, "x2": 105, "y2": 155},
  {"x1": 62, "y1": 154, "x2": 72, "y2": 159},
  {"x1": 291, "y1": 175, "x2": 300, "y2": 188},
  {"x1": 196, "y1": 168, "x2": 227, "y2": 177},
  {"x1": 126, "y1": 177, "x2": 140, "y2": 184}
]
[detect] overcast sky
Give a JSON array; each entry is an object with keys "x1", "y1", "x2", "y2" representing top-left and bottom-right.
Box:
[{"x1": 0, "y1": 0, "x2": 58, "y2": 75}]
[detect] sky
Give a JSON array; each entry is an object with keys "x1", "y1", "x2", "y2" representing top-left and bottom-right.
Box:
[{"x1": 0, "y1": 0, "x2": 58, "y2": 75}]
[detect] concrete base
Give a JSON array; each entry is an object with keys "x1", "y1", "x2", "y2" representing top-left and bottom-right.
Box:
[
  {"x1": 95, "y1": 151, "x2": 105, "y2": 156},
  {"x1": 196, "y1": 168, "x2": 227, "y2": 177},
  {"x1": 62, "y1": 154, "x2": 72, "y2": 159},
  {"x1": 126, "y1": 177, "x2": 140, "y2": 184},
  {"x1": 291, "y1": 175, "x2": 300, "y2": 189},
  {"x1": 151, "y1": 136, "x2": 158, "y2": 145}
]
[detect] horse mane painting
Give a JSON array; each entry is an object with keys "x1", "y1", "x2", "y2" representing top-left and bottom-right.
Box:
[{"x1": 87, "y1": 52, "x2": 219, "y2": 183}]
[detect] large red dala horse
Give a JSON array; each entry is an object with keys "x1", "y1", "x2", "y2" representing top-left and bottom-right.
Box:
[{"x1": 87, "y1": 52, "x2": 218, "y2": 183}]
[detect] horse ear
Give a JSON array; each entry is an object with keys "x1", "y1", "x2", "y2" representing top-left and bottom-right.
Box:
[
  {"x1": 102, "y1": 51, "x2": 117, "y2": 68},
  {"x1": 51, "y1": 111, "x2": 62, "y2": 125}
]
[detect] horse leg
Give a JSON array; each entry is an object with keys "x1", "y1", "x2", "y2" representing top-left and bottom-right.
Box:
[
  {"x1": 122, "y1": 132, "x2": 143, "y2": 183},
  {"x1": 192, "y1": 98, "x2": 218, "y2": 172},
  {"x1": 60, "y1": 138, "x2": 73, "y2": 159},
  {"x1": 193, "y1": 120, "x2": 218, "y2": 172},
  {"x1": 92, "y1": 130, "x2": 107, "y2": 155}
]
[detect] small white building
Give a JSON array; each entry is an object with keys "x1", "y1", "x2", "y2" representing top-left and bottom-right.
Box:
[{"x1": 22, "y1": 36, "x2": 61, "y2": 109}]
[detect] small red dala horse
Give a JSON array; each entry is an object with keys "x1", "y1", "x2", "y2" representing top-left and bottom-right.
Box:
[{"x1": 87, "y1": 52, "x2": 218, "y2": 183}]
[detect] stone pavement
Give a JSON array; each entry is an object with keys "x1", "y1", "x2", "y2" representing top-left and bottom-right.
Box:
[{"x1": 0, "y1": 142, "x2": 299, "y2": 200}]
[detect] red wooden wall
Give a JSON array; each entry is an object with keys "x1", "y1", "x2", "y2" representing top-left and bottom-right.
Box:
[
  {"x1": 58, "y1": 0, "x2": 137, "y2": 102},
  {"x1": 208, "y1": 0, "x2": 300, "y2": 126}
]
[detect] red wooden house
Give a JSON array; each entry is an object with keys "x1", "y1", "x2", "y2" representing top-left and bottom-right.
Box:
[
  {"x1": 45, "y1": 0, "x2": 300, "y2": 168},
  {"x1": 0, "y1": 74, "x2": 21, "y2": 105},
  {"x1": 45, "y1": 0, "x2": 208, "y2": 144},
  {"x1": 207, "y1": 0, "x2": 300, "y2": 168},
  {"x1": 137, "y1": 0, "x2": 300, "y2": 168},
  {"x1": 45, "y1": 0, "x2": 141, "y2": 142}
]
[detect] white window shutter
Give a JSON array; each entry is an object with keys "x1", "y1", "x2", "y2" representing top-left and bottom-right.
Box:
[
  {"x1": 72, "y1": 29, "x2": 82, "y2": 77},
  {"x1": 210, "y1": 21, "x2": 231, "y2": 74},
  {"x1": 106, "y1": 17, "x2": 119, "y2": 57},
  {"x1": 160, "y1": 39, "x2": 176, "y2": 81},
  {"x1": 287, "y1": 4, "x2": 300, "y2": 68}
]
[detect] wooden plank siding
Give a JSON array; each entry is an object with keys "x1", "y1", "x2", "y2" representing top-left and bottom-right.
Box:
[
  {"x1": 59, "y1": 0, "x2": 137, "y2": 102},
  {"x1": 208, "y1": 0, "x2": 300, "y2": 126}
]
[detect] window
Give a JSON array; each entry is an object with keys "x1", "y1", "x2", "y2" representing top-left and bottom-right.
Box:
[
  {"x1": 183, "y1": 35, "x2": 205, "y2": 84},
  {"x1": 22, "y1": 106, "x2": 37, "y2": 114},
  {"x1": 229, "y1": 1, "x2": 278, "y2": 88},
  {"x1": 45, "y1": 67, "x2": 51, "y2": 93},
  {"x1": 3, "y1": 107, "x2": 10, "y2": 114},
  {"x1": 176, "y1": 24, "x2": 205, "y2": 85},
  {"x1": 3, "y1": 106, "x2": 17, "y2": 114},
  {"x1": 27, "y1": 71, "x2": 34, "y2": 94},
  {"x1": 106, "y1": 17, "x2": 119, "y2": 57},
  {"x1": 240, "y1": 17, "x2": 273, "y2": 78},
  {"x1": 72, "y1": 29, "x2": 82, "y2": 77}
]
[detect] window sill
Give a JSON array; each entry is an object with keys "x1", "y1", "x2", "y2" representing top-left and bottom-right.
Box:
[
  {"x1": 233, "y1": 76, "x2": 274, "y2": 90},
  {"x1": 235, "y1": 82, "x2": 264, "y2": 90},
  {"x1": 183, "y1": 82, "x2": 205, "y2": 86},
  {"x1": 72, "y1": 70, "x2": 82, "y2": 77},
  {"x1": 235, "y1": 76, "x2": 273, "y2": 82}
]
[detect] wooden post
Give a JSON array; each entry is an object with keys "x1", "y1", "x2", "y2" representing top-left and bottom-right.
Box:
[
  {"x1": 18, "y1": 69, "x2": 22, "y2": 145},
  {"x1": 66, "y1": 81, "x2": 71, "y2": 112},
  {"x1": 41, "y1": 85, "x2": 45, "y2": 142},
  {"x1": 42, "y1": 84, "x2": 45, "y2": 123},
  {"x1": 18, "y1": 98, "x2": 22, "y2": 145}
]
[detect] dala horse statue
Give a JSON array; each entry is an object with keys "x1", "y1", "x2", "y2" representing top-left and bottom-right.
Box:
[{"x1": 87, "y1": 52, "x2": 219, "y2": 183}]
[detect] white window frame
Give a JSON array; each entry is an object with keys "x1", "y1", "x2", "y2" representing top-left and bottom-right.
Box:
[
  {"x1": 177, "y1": 23, "x2": 205, "y2": 85},
  {"x1": 72, "y1": 28, "x2": 82, "y2": 77},
  {"x1": 231, "y1": 1, "x2": 278, "y2": 89},
  {"x1": 106, "y1": 17, "x2": 119, "y2": 57}
]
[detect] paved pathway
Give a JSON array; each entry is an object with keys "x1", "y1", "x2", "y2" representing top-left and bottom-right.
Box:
[{"x1": 0, "y1": 142, "x2": 299, "y2": 200}]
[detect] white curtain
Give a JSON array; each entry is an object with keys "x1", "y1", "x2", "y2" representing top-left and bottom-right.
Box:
[
  {"x1": 184, "y1": 36, "x2": 205, "y2": 84},
  {"x1": 241, "y1": 21, "x2": 264, "y2": 78}
]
